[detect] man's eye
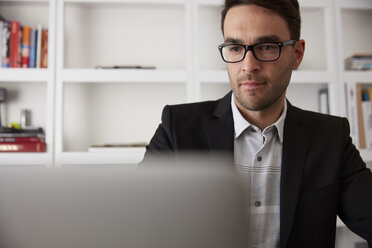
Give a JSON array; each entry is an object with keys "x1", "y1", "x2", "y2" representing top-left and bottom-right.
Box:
[
  {"x1": 229, "y1": 46, "x2": 243, "y2": 53},
  {"x1": 258, "y1": 44, "x2": 277, "y2": 51}
]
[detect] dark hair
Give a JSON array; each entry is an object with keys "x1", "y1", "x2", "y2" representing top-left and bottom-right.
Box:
[{"x1": 221, "y1": 0, "x2": 301, "y2": 40}]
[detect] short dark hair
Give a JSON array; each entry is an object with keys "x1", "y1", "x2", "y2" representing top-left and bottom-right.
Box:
[{"x1": 221, "y1": 0, "x2": 301, "y2": 41}]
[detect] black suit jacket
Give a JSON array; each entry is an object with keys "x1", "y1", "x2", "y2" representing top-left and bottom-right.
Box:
[{"x1": 143, "y1": 92, "x2": 372, "y2": 248}]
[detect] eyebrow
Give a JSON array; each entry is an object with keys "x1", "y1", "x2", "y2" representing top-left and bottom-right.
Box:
[
  {"x1": 224, "y1": 35, "x2": 282, "y2": 44},
  {"x1": 224, "y1": 37, "x2": 244, "y2": 44}
]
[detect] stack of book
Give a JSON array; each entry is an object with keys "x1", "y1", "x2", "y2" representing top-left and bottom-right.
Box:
[
  {"x1": 345, "y1": 54, "x2": 372, "y2": 71},
  {"x1": 88, "y1": 142, "x2": 148, "y2": 152},
  {"x1": 0, "y1": 127, "x2": 46, "y2": 152},
  {"x1": 0, "y1": 16, "x2": 48, "y2": 68}
]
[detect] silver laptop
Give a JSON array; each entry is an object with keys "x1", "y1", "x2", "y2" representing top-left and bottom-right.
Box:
[{"x1": 0, "y1": 155, "x2": 245, "y2": 248}]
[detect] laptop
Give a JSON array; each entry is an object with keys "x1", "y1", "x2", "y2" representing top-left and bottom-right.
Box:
[{"x1": 0, "y1": 155, "x2": 245, "y2": 248}]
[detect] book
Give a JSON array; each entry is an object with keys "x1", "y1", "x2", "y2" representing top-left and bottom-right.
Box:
[
  {"x1": 88, "y1": 142, "x2": 148, "y2": 152},
  {"x1": 40, "y1": 29, "x2": 48, "y2": 68},
  {"x1": 345, "y1": 54, "x2": 372, "y2": 70},
  {"x1": 95, "y1": 65, "x2": 157, "y2": 69},
  {"x1": 345, "y1": 82, "x2": 360, "y2": 148},
  {"x1": 356, "y1": 83, "x2": 366, "y2": 149},
  {"x1": 9, "y1": 21, "x2": 20, "y2": 68},
  {"x1": 0, "y1": 136, "x2": 45, "y2": 143},
  {"x1": 318, "y1": 88, "x2": 329, "y2": 114},
  {"x1": 1, "y1": 20, "x2": 10, "y2": 67},
  {"x1": 362, "y1": 94, "x2": 372, "y2": 149},
  {"x1": 36, "y1": 24, "x2": 42, "y2": 68},
  {"x1": 0, "y1": 21, "x2": 2, "y2": 65},
  {"x1": 0, "y1": 142, "x2": 46, "y2": 152},
  {"x1": 29, "y1": 28, "x2": 37, "y2": 68},
  {"x1": 0, "y1": 126, "x2": 45, "y2": 138},
  {"x1": 0, "y1": 16, "x2": 4, "y2": 66},
  {"x1": 21, "y1": 26, "x2": 31, "y2": 68}
]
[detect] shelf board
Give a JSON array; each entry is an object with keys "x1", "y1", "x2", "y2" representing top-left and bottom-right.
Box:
[
  {"x1": 0, "y1": 68, "x2": 49, "y2": 83},
  {"x1": 339, "y1": 0, "x2": 372, "y2": 9},
  {"x1": 0, "y1": 0, "x2": 48, "y2": 2},
  {"x1": 62, "y1": 69, "x2": 187, "y2": 83},
  {"x1": 197, "y1": 0, "x2": 329, "y2": 8},
  {"x1": 0, "y1": 153, "x2": 50, "y2": 165},
  {"x1": 61, "y1": 148, "x2": 145, "y2": 165},
  {"x1": 343, "y1": 71, "x2": 372, "y2": 83},
  {"x1": 199, "y1": 70, "x2": 335, "y2": 84},
  {"x1": 63, "y1": 0, "x2": 184, "y2": 4}
]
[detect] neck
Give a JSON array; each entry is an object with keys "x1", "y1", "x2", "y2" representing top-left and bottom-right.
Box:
[{"x1": 235, "y1": 96, "x2": 286, "y2": 131}]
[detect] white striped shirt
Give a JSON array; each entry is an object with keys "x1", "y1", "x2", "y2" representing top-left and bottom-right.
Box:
[{"x1": 231, "y1": 94, "x2": 287, "y2": 248}]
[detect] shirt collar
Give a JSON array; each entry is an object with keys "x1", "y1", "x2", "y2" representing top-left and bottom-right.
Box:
[{"x1": 231, "y1": 93, "x2": 287, "y2": 143}]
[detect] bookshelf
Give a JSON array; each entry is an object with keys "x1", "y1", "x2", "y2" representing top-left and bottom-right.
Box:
[
  {"x1": 334, "y1": 0, "x2": 372, "y2": 162},
  {"x1": 54, "y1": 0, "x2": 191, "y2": 165},
  {"x1": 0, "y1": 0, "x2": 370, "y2": 167},
  {"x1": 0, "y1": 0, "x2": 56, "y2": 166}
]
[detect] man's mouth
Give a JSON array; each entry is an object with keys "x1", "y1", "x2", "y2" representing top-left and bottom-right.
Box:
[{"x1": 240, "y1": 81, "x2": 265, "y2": 90}]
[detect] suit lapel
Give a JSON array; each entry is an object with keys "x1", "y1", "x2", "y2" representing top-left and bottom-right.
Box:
[
  {"x1": 205, "y1": 92, "x2": 234, "y2": 152},
  {"x1": 280, "y1": 103, "x2": 310, "y2": 248}
]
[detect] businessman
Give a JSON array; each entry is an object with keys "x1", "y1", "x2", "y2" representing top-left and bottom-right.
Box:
[{"x1": 142, "y1": 0, "x2": 372, "y2": 247}]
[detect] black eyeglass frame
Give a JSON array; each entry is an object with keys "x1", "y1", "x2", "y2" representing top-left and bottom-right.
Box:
[{"x1": 218, "y1": 40, "x2": 297, "y2": 63}]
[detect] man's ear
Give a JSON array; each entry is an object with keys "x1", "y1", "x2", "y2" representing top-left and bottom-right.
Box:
[{"x1": 292, "y1": 39, "x2": 305, "y2": 70}]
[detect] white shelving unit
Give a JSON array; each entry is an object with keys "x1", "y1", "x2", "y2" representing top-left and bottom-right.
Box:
[
  {"x1": 0, "y1": 0, "x2": 56, "y2": 166},
  {"x1": 54, "y1": 0, "x2": 193, "y2": 165},
  {"x1": 0, "y1": 0, "x2": 371, "y2": 166},
  {"x1": 335, "y1": 0, "x2": 372, "y2": 163}
]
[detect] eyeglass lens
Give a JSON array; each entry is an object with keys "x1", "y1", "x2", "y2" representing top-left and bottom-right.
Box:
[{"x1": 222, "y1": 43, "x2": 280, "y2": 62}]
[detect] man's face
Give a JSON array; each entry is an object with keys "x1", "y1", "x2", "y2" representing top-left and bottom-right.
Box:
[{"x1": 223, "y1": 4, "x2": 304, "y2": 112}]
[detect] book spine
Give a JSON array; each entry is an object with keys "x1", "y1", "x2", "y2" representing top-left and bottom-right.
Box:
[
  {"x1": 318, "y1": 88, "x2": 329, "y2": 114},
  {"x1": 0, "y1": 137, "x2": 44, "y2": 143},
  {"x1": 9, "y1": 21, "x2": 20, "y2": 68},
  {"x1": 29, "y1": 29, "x2": 37, "y2": 68},
  {"x1": 356, "y1": 83, "x2": 366, "y2": 149},
  {"x1": 21, "y1": 26, "x2": 31, "y2": 68},
  {"x1": 40, "y1": 29, "x2": 48, "y2": 68},
  {"x1": 362, "y1": 100, "x2": 372, "y2": 149},
  {"x1": 18, "y1": 24, "x2": 22, "y2": 67},
  {"x1": 0, "y1": 142, "x2": 46, "y2": 152},
  {"x1": 0, "y1": 21, "x2": 2, "y2": 65},
  {"x1": 1, "y1": 21, "x2": 10, "y2": 68},
  {"x1": 346, "y1": 82, "x2": 359, "y2": 148},
  {"x1": 364, "y1": 88, "x2": 372, "y2": 149},
  {"x1": 36, "y1": 24, "x2": 42, "y2": 68},
  {"x1": 346, "y1": 60, "x2": 372, "y2": 70}
]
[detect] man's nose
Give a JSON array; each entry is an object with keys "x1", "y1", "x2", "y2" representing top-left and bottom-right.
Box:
[{"x1": 241, "y1": 50, "x2": 261, "y2": 73}]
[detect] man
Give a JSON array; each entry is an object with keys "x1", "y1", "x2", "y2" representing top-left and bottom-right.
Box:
[{"x1": 142, "y1": 0, "x2": 372, "y2": 247}]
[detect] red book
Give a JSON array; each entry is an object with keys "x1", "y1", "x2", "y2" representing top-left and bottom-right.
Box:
[
  {"x1": 9, "y1": 21, "x2": 20, "y2": 68},
  {"x1": 1, "y1": 21, "x2": 10, "y2": 67},
  {"x1": 40, "y1": 29, "x2": 48, "y2": 68},
  {"x1": 0, "y1": 142, "x2": 46, "y2": 152},
  {"x1": 21, "y1": 26, "x2": 31, "y2": 68},
  {"x1": 0, "y1": 137, "x2": 44, "y2": 143}
]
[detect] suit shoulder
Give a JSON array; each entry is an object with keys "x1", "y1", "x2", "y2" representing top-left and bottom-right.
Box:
[
  {"x1": 164, "y1": 99, "x2": 220, "y2": 119},
  {"x1": 290, "y1": 105, "x2": 347, "y2": 129},
  {"x1": 168, "y1": 100, "x2": 217, "y2": 111}
]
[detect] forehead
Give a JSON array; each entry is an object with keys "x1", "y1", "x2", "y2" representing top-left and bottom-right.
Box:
[{"x1": 223, "y1": 4, "x2": 290, "y2": 42}]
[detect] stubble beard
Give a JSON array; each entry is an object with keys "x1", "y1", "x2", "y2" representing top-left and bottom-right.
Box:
[{"x1": 230, "y1": 66, "x2": 292, "y2": 112}]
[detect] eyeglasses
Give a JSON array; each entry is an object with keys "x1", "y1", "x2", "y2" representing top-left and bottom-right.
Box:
[{"x1": 218, "y1": 40, "x2": 296, "y2": 63}]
